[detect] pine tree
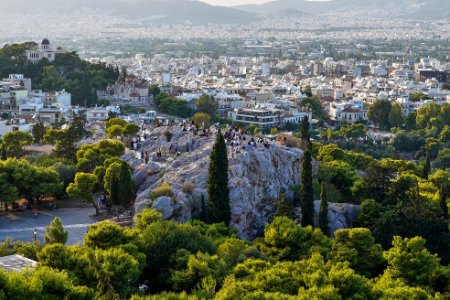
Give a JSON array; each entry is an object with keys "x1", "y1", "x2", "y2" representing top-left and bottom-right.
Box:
[
  {"x1": 44, "y1": 217, "x2": 68, "y2": 244},
  {"x1": 206, "y1": 129, "x2": 230, "y2": 225},
  {"x1": 319, "y1": 182, "x2": 330, "y2": 236},
  {"x1": 422, "y1": 153, "x2": 431, "y2": 179},
  {"x1": 301, "y1": 148, "x2": 314, "y2": 227},
  {"x1": 32, "y1": 123, "x2": 46, "y2": 144},
  {"x1": 440, "y1": 186, "x2": 448, "y2": 220},
  {"x1": 87, "y1": 250, "x2": 120, "y2": 300},
  {"x1": 274, "y1": 192, "x2": 292, "y2": 219}
]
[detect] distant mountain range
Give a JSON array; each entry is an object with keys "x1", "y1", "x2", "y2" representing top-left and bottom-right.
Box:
[
  {"x1": 3, "y1": 0, "x2": 256, "y2": 24},
  {"x1": 3, "y1": 0, "x2": 449, "y2": 24},
  {"x1": 237, "y1": 0, "x2": 450, "y2": 19}
]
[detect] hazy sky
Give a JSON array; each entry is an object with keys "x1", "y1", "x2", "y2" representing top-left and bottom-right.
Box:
[
  {"x1": 201, "y1": 0, "x2": 327, "y2": 7},
  {"x1": 201, "y1": 0, "x2": 271, "y2": 6}
]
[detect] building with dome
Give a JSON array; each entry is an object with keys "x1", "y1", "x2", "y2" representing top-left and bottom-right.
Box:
[{"x1": 25, "y1": 39, "x2": 65, "y2": 63}]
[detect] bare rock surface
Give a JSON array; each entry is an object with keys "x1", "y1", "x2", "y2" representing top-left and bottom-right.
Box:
[{"x1": 126, "y1": 125, "x2": 359, "y2": 239}]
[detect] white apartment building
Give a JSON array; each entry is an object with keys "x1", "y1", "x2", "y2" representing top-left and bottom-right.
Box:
[
  {"x1": 86, "y1": 107, "x2": 109, "y2": 122},
  {"x1": 2, "y1": 74, "x2": 32, "y2": 92},
  {"x1": 216, "y1": 93, "x2": 247, "y2": 113},
  {"x1": 282, "y1": 108, "x2": 313, "y2": 125},
  {"x1": 0, "y1": 119, "x2": 32, "y2": 138},
  {"x1": 330, "y1": 99, "x2": 368, "y2": 123},
  {"x1": 229, "y1": 108, "x2": 279, "y2": 128}
]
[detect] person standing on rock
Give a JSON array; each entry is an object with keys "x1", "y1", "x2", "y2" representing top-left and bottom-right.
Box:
[{"x1": 144, "y1": 151, "x2": 149, "y2": 164}]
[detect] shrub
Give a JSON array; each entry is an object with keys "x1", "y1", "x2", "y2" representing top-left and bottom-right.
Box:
[
  {"x1": 150, "y1": 182, "x2": 174, "y2": 200},
  {"x1": 183, "y1": 181, "x2": 195, "y2": 194},
  {"x1": 147, "y1": 169, "x2": 158, "y2": 176}
]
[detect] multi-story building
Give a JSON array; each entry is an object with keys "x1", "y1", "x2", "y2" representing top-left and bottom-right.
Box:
[
  {"x1": 229, "y1": 108, "x2": 279, "y2": 128},
  {"x1": 329, "y1": 99, "x2": 368, "y2": 124}
]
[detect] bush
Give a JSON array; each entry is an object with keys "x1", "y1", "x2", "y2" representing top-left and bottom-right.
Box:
[
  {"x1": 183, "y1": 181, "x2": 195, "y2": 194},
  {"x1": 150, "y1": 182, "x2": 174, "y2": 200},
  {"x1": 147, "y1": 169, "x2": 158, "y2": 176}
]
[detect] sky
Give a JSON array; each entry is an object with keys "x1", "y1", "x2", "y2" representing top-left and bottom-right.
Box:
[{"x1": 201, "y1": 0, "x2": 270, "y2": 6}]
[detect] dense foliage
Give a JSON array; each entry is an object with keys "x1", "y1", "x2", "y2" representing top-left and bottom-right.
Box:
[
  {"x1": 154, "y1": 93, "x2": 195, "y2": 118},
  {"x1": 2, "y1": 212, "x2": 449, "y2": 299},
  {"x1": 0, "y1": 42, "x2": 118, "y2": 106}
]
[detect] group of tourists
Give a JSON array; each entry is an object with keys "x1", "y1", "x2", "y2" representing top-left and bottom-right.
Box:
[{"x1": 181, "y1": 120, "x2": 212, "y2": 137}]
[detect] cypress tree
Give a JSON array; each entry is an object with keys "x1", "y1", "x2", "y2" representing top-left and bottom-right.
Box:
[
  {"x1": 319, "y1": 182, "x2": 330, "y2": 236},
  {"x1": 206, "y1": 129, "x2": 230, "y2": 225},
  {"x1": 110, "y1": 175, "x2": 120, "y2": 207},
  {"x1": 200, "y1": 194, "x2": 207, "y2": 222},
  {"x1": 300, "y1": 116, "x2": 311, "y2": 149},
  {"x1": 440, "y1": 186, "x2": 448, "y2": 220},
  {"x1": 118, "y1": 162, "x2": 134, "y2": 208},
  {"x1": 422, "y1": 153, "x2": 431, "y2": 179},
  {"x1": 301, "y1": 148, "x2": 314, "y2": 227},
  {"x1": 44, "y1": 217, "x2": 68, "y2": 244}
]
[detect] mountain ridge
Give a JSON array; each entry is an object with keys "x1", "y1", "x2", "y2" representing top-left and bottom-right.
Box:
[
  {"x1": 4, "y1": 0, "x2": 257, "y2": 24},
  {"x1": 236, "y1": 0, "x2": 450, "y2": 19}
]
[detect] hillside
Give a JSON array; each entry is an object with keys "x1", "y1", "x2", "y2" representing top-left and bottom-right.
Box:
[{"x1": 123, "y1": 125, "x2": 358, "y2": 239}]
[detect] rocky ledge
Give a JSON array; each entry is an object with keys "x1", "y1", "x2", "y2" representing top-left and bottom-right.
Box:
[{"x1": 124, "y1": 125, "x2": 358, "y2": 239}]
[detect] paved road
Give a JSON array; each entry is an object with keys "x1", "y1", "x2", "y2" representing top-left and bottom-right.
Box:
[{"x1": 0, "y1": 207, "x2": 96, "y2": 245}]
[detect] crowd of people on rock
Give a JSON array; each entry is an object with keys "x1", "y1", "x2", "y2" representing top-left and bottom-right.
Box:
[
  {"x1": 181, "y1": 120, "x2": 213, "y2": 137},
  {"x1": 131, "y1": 119, "x2": 288, "y2": 166},
  {"x1": 224, "y1": 125, "x2": 274, "y2": 149}
]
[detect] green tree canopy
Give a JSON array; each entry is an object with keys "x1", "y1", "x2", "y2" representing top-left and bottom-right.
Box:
[
  {"x1": 66, "y1": 172, "x2": 99, "y2": 214},
  {"x1": 195, "y1": 94, "x2": 218, "y2": 117},
  {"x1": 2, "y1": 131, "x2": 33, "y2": 157},
  {"x1": 44, "y1": 217, "x2": 68, "y2": 245}
]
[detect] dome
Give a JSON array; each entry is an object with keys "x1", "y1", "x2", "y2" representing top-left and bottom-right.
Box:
[{"x1": 41, "y1": 38, "x2": 50, "y2": 45}]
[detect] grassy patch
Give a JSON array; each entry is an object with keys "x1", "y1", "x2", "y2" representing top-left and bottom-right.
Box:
[{"x1": 149, "y1": 182, "x2": 174, "y2": 200}]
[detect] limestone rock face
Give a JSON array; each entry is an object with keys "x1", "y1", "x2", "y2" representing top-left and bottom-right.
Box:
[
  {"x1": 127, "y1": 125, "x2": 358, "y2": 239},
  {"x1": 152, "y1": 196, "x2": 175, "y2": 220},
  {"x1": 313, "y1": 200, "x2": 360, "y2": 236}
]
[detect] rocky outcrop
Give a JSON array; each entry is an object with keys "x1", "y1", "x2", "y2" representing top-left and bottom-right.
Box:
[
  {"x1": 314, "y1": 201, "x2": 359, "y2": 236},
  {"x1": 126, "y1": 125, "x2": 358, "y2": 239}
]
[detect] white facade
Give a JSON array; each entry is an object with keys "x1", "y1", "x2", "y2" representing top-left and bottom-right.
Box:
[
  {"x1": 229, "y1": 108, "x2": 279, "y2": 128},
  {"x1": 330, "y1": 99, "x2": 368, "y2": 123},
  {"x1": 216, "y1": 93, "x2": 246, "y2": 113},
  {"x1": 283, "y1": 109, "x2": 313, "y2": 125},
  {"x1": 0, "y1": 119, "x2": 32, "y2": 138},
  {"x1": 86, "y1": 108, "x2": 109, "y2": 121},
  {"x1": 25, "y1": 39, "x2": 64, "y2": 63}
]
